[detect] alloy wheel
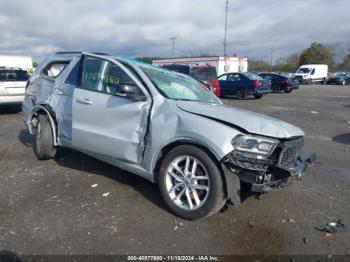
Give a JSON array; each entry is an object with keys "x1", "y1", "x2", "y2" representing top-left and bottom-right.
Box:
[{"x1": 165, "y1": 156, "x2": 210, "y2": 210}]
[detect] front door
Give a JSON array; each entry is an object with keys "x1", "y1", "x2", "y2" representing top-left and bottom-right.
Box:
[{"x1": 72, "y1": 55, "x2": 151, "y2": 163}]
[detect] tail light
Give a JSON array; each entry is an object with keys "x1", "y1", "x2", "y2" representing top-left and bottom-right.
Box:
[
  {"x1": 283, "y1": 79, "x2": 290, "y2": 85},
  {"x1": 252, "y1": 80, "x2": 262, "y2": 88},
  {"x1": 208, "y1": 80, "x2": 221, "y2": 97}
]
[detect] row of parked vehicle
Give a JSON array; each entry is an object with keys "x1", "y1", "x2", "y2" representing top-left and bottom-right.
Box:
[
  {"x1": 160, "y1": 64, "x2": 300, "y2": 100},
  {"x1": 286, "y1": 64, "x2": 350, "y2": 86}
]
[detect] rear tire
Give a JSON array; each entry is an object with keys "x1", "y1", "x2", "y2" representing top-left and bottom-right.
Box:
[
  {"x1": 285, "y1": 88, "x2": 292, "y2": 93},
  {"x1": 254, "y1": 94, "x2": 263, "y2": 99},
  {"x1": 158, "y1": 145, "x2": 225, "y2": 220},
  {"x1": 236, "y1": 89, "x2": 248, "y2": 100},
  {"x1": 32, "y1": 114, "x2": 56, "y2": 160}
]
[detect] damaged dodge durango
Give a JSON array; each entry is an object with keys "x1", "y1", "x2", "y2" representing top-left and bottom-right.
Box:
[{"x1": 22, "y1": 52, "x2": 315, "y2": 220}]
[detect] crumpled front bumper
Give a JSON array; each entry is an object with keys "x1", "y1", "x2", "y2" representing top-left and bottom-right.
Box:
[
  {"x1": 222, "y1": 150, "x2": 316, "y2": 202},
  {"x1": 249, "y1": 150, "x2": 316, "y2": 193}
]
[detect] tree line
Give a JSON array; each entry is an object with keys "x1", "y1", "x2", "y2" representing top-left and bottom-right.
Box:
[{"x1": 249, "y1": 42, "x2": 350, "y2": 73}]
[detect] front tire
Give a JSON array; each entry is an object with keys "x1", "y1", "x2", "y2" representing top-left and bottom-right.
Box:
[
  {"x1": 32, "y1": 114, "x2": 56, "y2": 160},
  {"x1": 158, "y1": 145, "x2": 225, "y2": 220},
  {"x1": 254, "y1": 94, "x2": 263, "y2": 99}
]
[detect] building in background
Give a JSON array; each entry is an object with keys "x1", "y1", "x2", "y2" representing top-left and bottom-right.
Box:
[{"x1": 152, "y1": 56, "x2": 248, "y2": 76}]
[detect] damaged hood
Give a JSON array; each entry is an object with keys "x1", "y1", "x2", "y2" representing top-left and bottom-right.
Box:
[{"x1": 176, "y1": 101, "x2": 304, "y2": 139}]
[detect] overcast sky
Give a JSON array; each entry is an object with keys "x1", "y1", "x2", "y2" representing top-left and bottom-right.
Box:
[{"x1": 0, "y1": 0, "x2": 349, "y2": 62}]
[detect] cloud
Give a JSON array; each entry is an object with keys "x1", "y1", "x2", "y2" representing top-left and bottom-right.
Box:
[{"x1": 0, "y1": 0, "x2": 349, "y2": 62}]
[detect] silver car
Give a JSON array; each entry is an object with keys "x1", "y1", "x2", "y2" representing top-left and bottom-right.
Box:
[
  {"x1": 0, "y1": 67, "x2": 30, "y2": 105},
  {"x1": 22, "y1": 52, "x2": 315, "y2": 220}
]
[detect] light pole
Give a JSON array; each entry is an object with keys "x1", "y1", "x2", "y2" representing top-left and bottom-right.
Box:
[
  {"x1": 270, "y1": 48, "x2": 274, "y2": 72},
  {"x1": 224, "y1": 0, "x2": 229, "y2": 56},
  {"x1": 170, "y1": 37, "x2": 177, "y2": 58}
]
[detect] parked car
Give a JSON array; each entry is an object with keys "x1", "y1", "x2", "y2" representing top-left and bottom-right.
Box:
[
  {"x1": 258, "y1": 72, "x2": 299, "y2": 93},
  {"x1": 218, "y1": 72, "x2": 271, "y2": 99},
  {"x1": 22, "y1": 52, "x2": 315, "y2": 220},
  {"x1": 160, "y1": 64, "x2": 221, "y2": 97},
  {"x1": 294, "y1": 64, "x2": 328, "y2": 84},
  {"x1": 326, "y1": 72, "x2": 350, "y2": 85},
  {"x1": 0, "y1": 67, "x2": 30, "y2": 105}
]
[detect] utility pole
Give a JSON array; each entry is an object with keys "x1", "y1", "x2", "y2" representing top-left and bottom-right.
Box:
[
  {"x1": 224, "y1": 0, "x2": 229, "y2": 56},
  {"x1": 270, "y1": 48, "x2": 274, "y2": 72},
  {"x1": 170, "y1": 37, "x2": 177, "y2": 58}
]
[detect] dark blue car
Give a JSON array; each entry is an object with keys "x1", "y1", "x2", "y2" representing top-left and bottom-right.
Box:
[
  {"x1": 218, "y1": 72, "x2": 271, "y2": 100},
  {"x1": 326, "y1": 72, "x2": 350, "y2": 85}
]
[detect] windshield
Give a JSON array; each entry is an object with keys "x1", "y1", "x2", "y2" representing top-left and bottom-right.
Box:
[
  {"x1": 243, "y1": 72, "x2": 264, "y2": 80},
  {"x1": 0, "y1": 70, "x2": 30, "y2": 81},
  {"x1": 297, "y1": 68, "x2": 311, "y2": 74},
  {"x1": 141, "y1": 65, "x2": 221, "y2": 104},
  {"x1": 190, "y1": 67, "x2": 217, "y2": 81}
]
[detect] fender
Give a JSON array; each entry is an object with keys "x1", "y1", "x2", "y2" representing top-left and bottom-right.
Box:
[{"x1": 30, "y1": 104, "x2": 58, "y2": 146}]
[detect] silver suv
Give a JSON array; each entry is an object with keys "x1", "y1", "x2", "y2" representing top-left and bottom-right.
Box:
[{"x1": 22, "y1": 52, "x2": 315, "y2": 220}]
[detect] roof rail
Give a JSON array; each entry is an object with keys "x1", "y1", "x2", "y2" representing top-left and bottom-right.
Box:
[
  {"x1": 55, "y1": 51, "x2": 111, "y2": 56},
  {"x1": 55, "y1": 51, "x2": 82, "y2": 55},
  {"x1": 91, "y1": 52, "x2": 111, "y2": 56}
]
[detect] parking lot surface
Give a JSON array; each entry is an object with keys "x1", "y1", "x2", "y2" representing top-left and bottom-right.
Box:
[{"x1": 0, "y1": 85, "x2": 349, "y2": 255}]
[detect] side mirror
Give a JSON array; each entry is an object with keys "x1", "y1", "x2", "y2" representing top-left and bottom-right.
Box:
[{"x1": 115, "y1": 84, "x2": 146, "y2": 101}]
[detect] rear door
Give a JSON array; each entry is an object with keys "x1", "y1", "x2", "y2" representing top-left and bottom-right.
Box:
[{"x1": 72, "y1": 55, "x2": 151, "y2": 163}]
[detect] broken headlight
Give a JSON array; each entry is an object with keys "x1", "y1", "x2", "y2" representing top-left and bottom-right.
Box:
[{"x1": 231, "y1": 134, "x2": 279, "y2": 158}]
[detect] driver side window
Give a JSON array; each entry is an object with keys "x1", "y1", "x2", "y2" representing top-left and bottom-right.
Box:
[{"x1": 82, "y1": 56, "x2": 135, "y2": 95}]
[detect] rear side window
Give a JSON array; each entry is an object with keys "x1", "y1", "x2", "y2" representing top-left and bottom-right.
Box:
[
  {"x1": 263, "y1": 74, "x2": 273, "y2": 80},
  {"x1": 0, "y1": 70, "x2": 30, "y2": 81},
  {"x1": 218, "y1": 74, "x2": 228, "y2": 81},
  {"x1": 42, "y1": 61, "x2": 69, "y2": 78}
]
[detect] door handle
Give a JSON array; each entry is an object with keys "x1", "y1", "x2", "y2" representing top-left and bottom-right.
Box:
[{"x1": 76, "y1": 98, "x2": 93, "y2": 105}]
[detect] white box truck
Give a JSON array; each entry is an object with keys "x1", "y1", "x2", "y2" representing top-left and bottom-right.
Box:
[
  {"x1": 294, "y1": 64, "x2": 328, "y2": 84},
  {"x1": 152, "y1": 56, "x2": 248, "y2": 76}
]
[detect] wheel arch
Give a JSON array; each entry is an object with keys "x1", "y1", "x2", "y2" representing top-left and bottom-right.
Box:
[
  {"x1": 152, "y1": 139, "x2": 230, "y2": 201},
  {"x1": 30, "y1": 104, "x2": 58, "y2": 146}
]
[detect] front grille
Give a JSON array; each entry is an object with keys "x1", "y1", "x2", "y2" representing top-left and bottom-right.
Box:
[{"x1": 275, "y1": 138, "x2": 304, "y2": 167}]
